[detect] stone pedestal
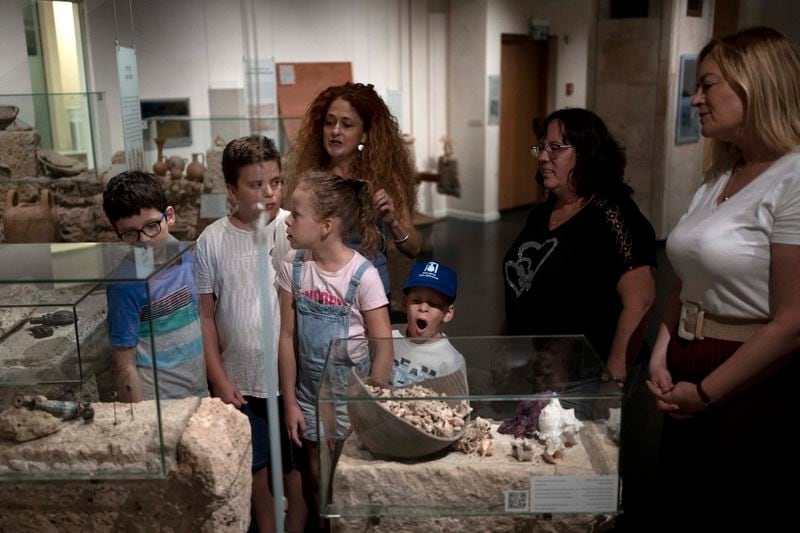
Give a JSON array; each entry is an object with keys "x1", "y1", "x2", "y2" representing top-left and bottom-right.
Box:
[
  {"x1": 0, "y1": 130, "x2": 40, "y2": 179},
  {"x1": 0, "y1": 397, "x2": 251, "y2": 533},
  {"x1": 330, "y1": 421, "x2": 618, "y2": 532}
]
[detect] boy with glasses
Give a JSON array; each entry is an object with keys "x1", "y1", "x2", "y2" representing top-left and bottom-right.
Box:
[{"x1": 103, "y1": 170, "x2": 208, "y2": 402}]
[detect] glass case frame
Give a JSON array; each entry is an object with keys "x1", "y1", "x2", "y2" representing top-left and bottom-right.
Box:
[{"x1": 316, "y1": 335, "x2": 623, "y2": 522}]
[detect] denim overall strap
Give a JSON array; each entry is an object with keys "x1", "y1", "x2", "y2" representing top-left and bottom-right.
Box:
[{"x1": 343, "y1": 258, "x2": 373, "y2": 305}]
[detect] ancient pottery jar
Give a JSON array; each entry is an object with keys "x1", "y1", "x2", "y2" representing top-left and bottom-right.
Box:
[
  {"x1": 186, "y1": 153, "x2": 205, "y2": 182},
  {"x1": 167, "y1": 155, "x2": 186, "y2": 180},
  {"x1": 152, "y1": 138, "x2": 168, "y2": 176},
  {"x1": 0, "y1": 105, "x2": 19, "y2": 130},
  {"x1": 153, "y1": 155, "x2": 168, "y2": 177},
  {"x1": 4, "y1": 189, "x2": 59, "y2": 243}
]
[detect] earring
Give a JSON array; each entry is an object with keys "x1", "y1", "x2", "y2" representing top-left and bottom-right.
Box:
[{"x1": 357, "y1": 143, "x2": 365, "y2": 152}]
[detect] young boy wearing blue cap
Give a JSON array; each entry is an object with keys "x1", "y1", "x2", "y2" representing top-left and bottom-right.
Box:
[{"x1": 391, "y1": 260, "x2": 466, "y2": 386}]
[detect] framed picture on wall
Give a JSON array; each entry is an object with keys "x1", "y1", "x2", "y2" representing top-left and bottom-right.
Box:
[{"x1": 676, "y1": 54, "x2": 701, "y2": 145}]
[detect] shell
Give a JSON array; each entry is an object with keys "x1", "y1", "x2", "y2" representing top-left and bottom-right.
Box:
[{"x1": 534, "y1": 399, "x2": 584, "y2": 461}]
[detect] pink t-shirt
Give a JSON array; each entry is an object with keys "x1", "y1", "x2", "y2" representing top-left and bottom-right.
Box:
[{"x1": 277, "y1": 249, "x2": 388, "y2": 339}]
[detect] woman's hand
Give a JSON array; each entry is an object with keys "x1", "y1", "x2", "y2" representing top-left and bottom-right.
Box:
[
  {"x1": 373, "y1": 188, "x2": 397, "y2": 226},
  {"x1": 648, "y1": 380, "x2": 706, "y2": 418}
]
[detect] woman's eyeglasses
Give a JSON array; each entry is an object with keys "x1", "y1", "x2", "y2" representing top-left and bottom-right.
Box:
[
  {"x1": 117, "y1": 211, "x2": 167, "y2": 243},
  {"x1": 530, "y1": 141, "x2": 574, "y2": 160}
]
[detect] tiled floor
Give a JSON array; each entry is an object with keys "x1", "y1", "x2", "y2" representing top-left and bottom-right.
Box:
[{"x1": 411, "y1": 208, "x2": 677, "y2": 531}]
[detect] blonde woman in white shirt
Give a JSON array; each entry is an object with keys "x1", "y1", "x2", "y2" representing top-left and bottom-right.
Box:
[{"x1": 646, "y1": 27, "x2": 800, "y2": 529}]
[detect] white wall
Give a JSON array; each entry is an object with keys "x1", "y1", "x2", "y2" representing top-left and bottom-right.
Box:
[
  {"x1": 447, "y1": 0, "x2": 592, "y2": 220},
  {"x1": 0, "y1": 1, "x2": 32, "y2": 95}
]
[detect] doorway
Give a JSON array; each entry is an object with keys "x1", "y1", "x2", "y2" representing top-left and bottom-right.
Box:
[{"x1": 498, "y1": 35, "x2": 549, "y2": 210}]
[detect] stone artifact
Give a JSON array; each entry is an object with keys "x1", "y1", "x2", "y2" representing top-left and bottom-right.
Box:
[
  {"x1": 0, "y1": 105, "x2": 19, "y2": 130},
  {"x1": 37, "y1": 149, "x2": 87, "y2": 177},
  {"x1": 29, "y1": 325, "x2": 54, "y2": 338},
  {"x1": 13, "y1": 394, "x2": 94, "y2": 422},
  {"x1": 111, "y1": 150, "x2": 126, "y2": 164},
  {"x1": 29, "y1": 310, "x2": 74, "y2": 327},
  {"x1": 0, "y1": 406, "x2": 62, "y2": 442},
  {"x1": 167, "y1": 155, "x2": 186, "y2": 179},
  {"x1": 152, "y1": 137, "x2": 168, "y2": 176},
  {"x1": 3, "y1": 189, "x2": 59, "y2": 243},
  {"x1": 186, "y1": 152, "x2": 206, "y2": 181}
]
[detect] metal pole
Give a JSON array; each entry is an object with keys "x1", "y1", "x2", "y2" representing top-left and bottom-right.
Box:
[{"x1": 256, "y1": 204, "x2": 285, "y2": 533}]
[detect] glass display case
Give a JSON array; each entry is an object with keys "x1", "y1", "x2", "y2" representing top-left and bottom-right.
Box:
[
  {"x1": 142, "y1": 116, "x2": 303, "y2": 166},
  {"x1": 317, "y1": 335, "x2": 622, "y2": 525},
  {"x1": 0, "y1": 92, "x2": 111, "y2": 177},
  {"x1": 0, "y1": 241, "x2": 199, "y2": 481}
]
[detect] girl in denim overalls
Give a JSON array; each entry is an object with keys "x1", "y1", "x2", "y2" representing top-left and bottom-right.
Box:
[{"x1": 277, "y1": 171, "x2": 393, "y2": 521}]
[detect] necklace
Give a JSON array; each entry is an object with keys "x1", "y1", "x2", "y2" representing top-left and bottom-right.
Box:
[{"x1": 719, "y1": 162, "x2": 741, "y2": 203}]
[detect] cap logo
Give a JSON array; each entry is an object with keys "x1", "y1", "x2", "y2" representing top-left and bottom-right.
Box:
[{"x1": 424, "y1": 262, "x2": 439, "y2": 274}]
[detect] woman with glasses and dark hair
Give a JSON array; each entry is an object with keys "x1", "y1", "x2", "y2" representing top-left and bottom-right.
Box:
[
  {"x1": 647, "y1": 27, "x2": 800, "y2": 528},
  {"x1": 503, "y1": 107, "x2": 657, "y2": 387}
]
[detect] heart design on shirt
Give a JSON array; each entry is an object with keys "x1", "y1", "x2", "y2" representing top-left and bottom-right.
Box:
[{"x1": 504, "y1": 238, "x2": 558, "y2": 297}]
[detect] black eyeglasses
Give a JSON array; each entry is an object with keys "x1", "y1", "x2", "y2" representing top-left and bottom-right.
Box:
[
  {"x1": 117, "y1": 211, "x2": 166, "y2": 243},
  {"x1": 530, "y1": 141, "x2": 574, "y2": 161}
]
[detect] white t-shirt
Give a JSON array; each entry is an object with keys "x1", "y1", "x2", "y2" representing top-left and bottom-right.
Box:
[
  {"x1": 194, "y1": 209, "x2": 291, "y2": 397},
  {"x1": 390, "y1": 329, "x2": 466, "y2": 386},
  {"x1": 666, "y1": 152, "x2": 800, "y2": 319},
  {"x1": 277, "y1": 249, "x2": 388, "y2": 339}
]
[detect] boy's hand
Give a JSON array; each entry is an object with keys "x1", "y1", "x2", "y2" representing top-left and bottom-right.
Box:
[
  {"x1": 212, "y1": 377, "x2": 246, "y2": 408},
  {"x1": 284, "y1": 402, "x2": 307, "y2": 447}
]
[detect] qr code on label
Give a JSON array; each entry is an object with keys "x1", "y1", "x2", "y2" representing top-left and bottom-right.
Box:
[{"x1": 505, "y1": 490, "x2": 530, "y2": 512}]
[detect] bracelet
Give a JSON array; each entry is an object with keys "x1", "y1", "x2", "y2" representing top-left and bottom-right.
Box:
[
  {"x1": 393, "y1": 232, "x2": 410, "y2": 244},
  {"x1": 696, "y1": 380, "x2": 716, "y2": 408}
]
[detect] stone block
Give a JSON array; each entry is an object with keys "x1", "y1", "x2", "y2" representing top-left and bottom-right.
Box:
[
  {"x1": 0, "y1": 130, "x2": 40, "y2": 179},
  {"x1": 0, "y1": 397, "x2": 251, "y2": 533}
]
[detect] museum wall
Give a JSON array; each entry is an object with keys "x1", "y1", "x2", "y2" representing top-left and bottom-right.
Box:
[
  {"x1": 446, "y1": 0, "x2": 593, "y2": 220},
  {"x1": 0, "y1": 1, "x2": 33, "y2": 96}
]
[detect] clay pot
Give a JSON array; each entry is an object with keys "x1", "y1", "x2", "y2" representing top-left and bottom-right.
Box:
[
  {"x1": 0, "y1": 105, "x2": 19, "y2": 130},
  {"x1": 153, "y1": 155, "x2": 168, "y2": 177},
  {"x1": 167, "y1": 155, "x2": 186, "y2": 180},
  {"x1": 186, "y1": 153, "x2": 205, "y2": 182},
  {"x1": 3, "y1": 189, "x2": 59, "y2": 243},
  {"x1": 152, "y1": 138, "x2": 168, "y2": 176}
]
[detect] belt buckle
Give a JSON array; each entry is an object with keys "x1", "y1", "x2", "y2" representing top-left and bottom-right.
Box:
[{"x1": 678, "y1": 302, "x2": 706, "y2": 341}]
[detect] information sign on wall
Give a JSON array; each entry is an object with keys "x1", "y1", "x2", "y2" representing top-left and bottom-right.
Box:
[{"x1": 116, "y1": 46, "x2": 144, "y2": 170}]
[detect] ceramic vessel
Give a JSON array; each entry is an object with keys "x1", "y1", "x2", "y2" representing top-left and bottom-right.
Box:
[
  {"x1": 186, "y1": 153, "x2": 205, "y2": 181},
  {"x1": 4, "y1": 189, "x2": 59, "y2": 243},
  {"x1": 0, "y1": 105, "x2": 19, "y2": 130},
  {"x1": 167, "y1": 155, "x2": 186, "y2": 180},
  {"x1": 152, "y1": 138, "x2": 168, "y2": 176},
  {"x1": 37, "y1": 149, "x2": 87, "y2": 178}
]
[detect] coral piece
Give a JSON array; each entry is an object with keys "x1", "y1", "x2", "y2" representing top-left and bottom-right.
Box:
[
  {"x1": 498, "y1": 398, "x2": 550, "y2": 438},
  {"x1": 457, "y1": 417, "x2": 494, "y2": 456},
  {"x1": 510, "y1": 438, "x2": 536, "y2": 462}
]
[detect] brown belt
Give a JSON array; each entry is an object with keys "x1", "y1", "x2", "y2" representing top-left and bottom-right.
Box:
[{"x1": 677, "y1": 302, "x2": 767, "y2": 343}]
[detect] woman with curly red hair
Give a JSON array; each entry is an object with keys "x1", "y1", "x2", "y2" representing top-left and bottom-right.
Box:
[{"x1": 286, "y1": 82, "x2": 421, "y2": 296}]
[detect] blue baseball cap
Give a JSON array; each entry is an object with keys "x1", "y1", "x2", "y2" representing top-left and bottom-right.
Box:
[{"x1": 402, "y1": 260, "x2": 457, "y2": 301}]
